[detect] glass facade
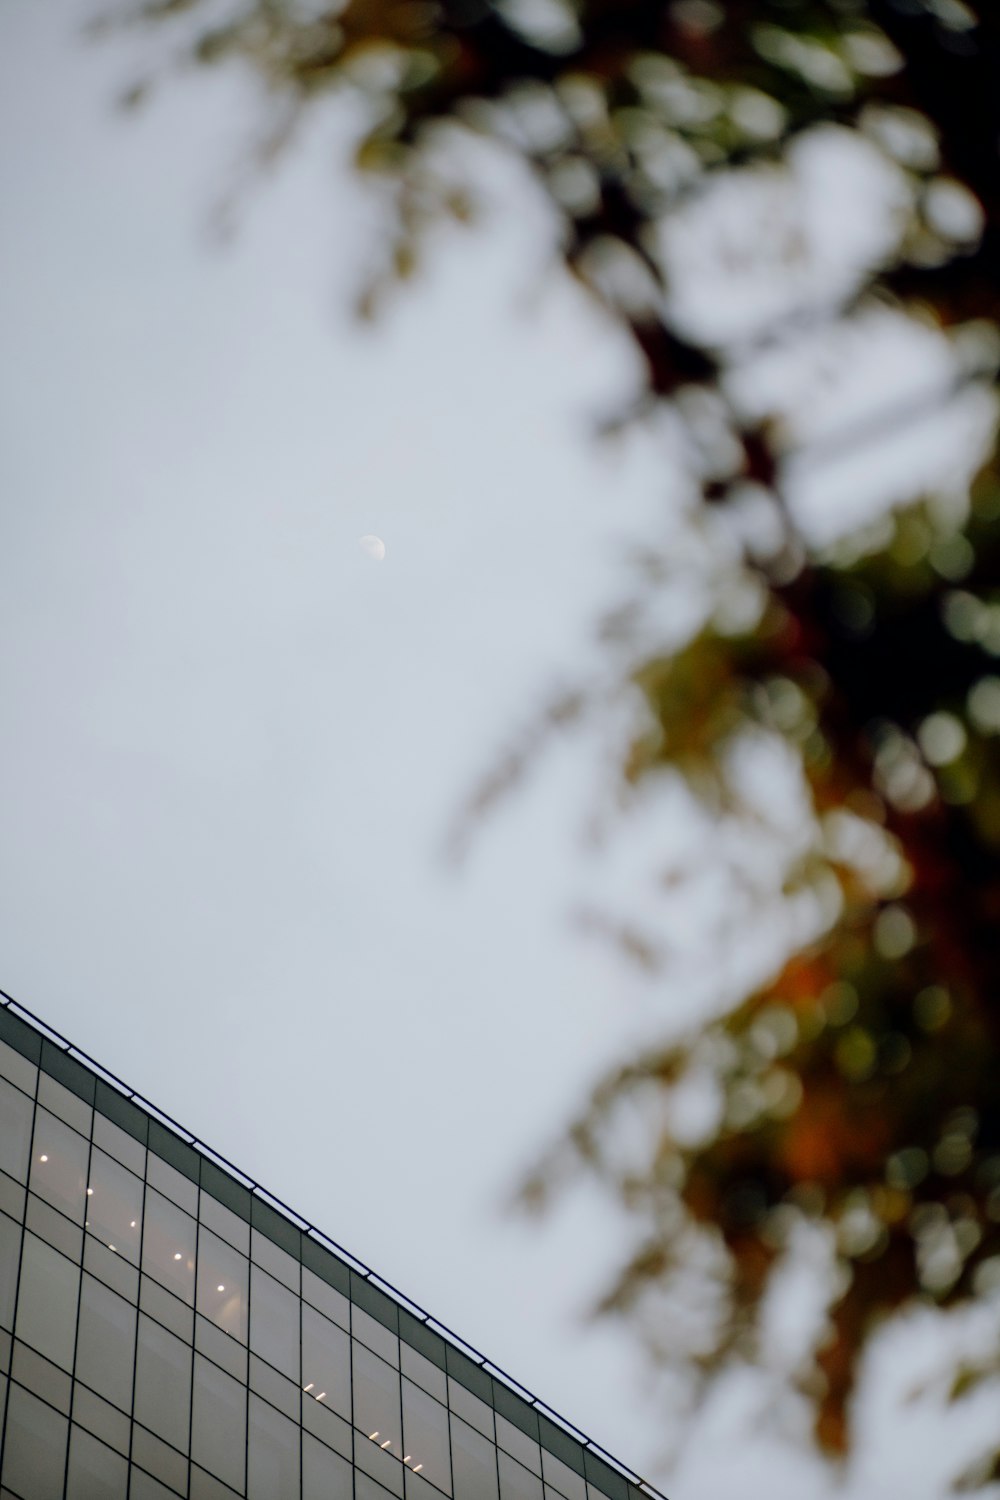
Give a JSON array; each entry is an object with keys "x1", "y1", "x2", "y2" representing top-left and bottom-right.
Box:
[{"x1": 0, "y1": 1002, "x2": 657, "y2": 1500}]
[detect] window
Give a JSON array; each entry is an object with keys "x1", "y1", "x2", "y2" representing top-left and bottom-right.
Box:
[
  {"x1": 141, "y1": 1273, "x2": 194, "y2": 1343},
  {"x1": 142, "y1": 1188, "x2": 196, "y2": 1305},
  {"x1": 496, "y1": 1417, "x2": 540, "y2": 1476},
  {"x1": 38, "y1": 1073, "x2": 91, "y2": 1137},
  {"x1": 191, "y1": 1352, "x2": 247, "y2": 1494},
  {"x1": 66, "y1": 1423, "x2": 129, "y2": 1500},
  {"x1": 15, "y1": 1231, "x2": 80, "y2": 1371},
  {"x1": 357, "y1": 1475, "x2": 398, "y2": 1500},
  {"x1": 147, "y1": 1153, "x2": 198, "y2": 1216},
  {"x1": 249, "y1": 1263, "x2": 299, "y2": 1380},
  {"x1": 354, "y1": 1340, "x2": 402, "y2": 1455},
  {"x1": 302, "y1": 1301, "x2": 352, "y2": 1421},
  {"x1": 30, "y1": 1108, "x2": 89, "y2": 1223},
  {"x1": 452, "y1": 1415, "x2": 500, "y2": 1500},
  {"x1": 251, "y1": 1228, "x2": 299, "y2": 1291},
  {"x1": 130, "y1": 1464, "x2": 185, "y2": 1500},
  {"x1": 86, "y1": 1148, "x2": 143, "y2": 1264},
  {"x1": 354, "y1": 1305, "x2": 399, "y2": 1366},
  {"x1": 1, "y1": 1381, "x2": 69, "y2": 1500},
  {"x1": 304, "y1": 1431, "x2": 354, "y2": 1500},
  {"x1": 541, "y1": 1452, "x2": 586, "y2": 1500},
  {"x1": 0, "y1": 1211, "x2": 21, "y2": 1329},
  {"x1": 250, "y1": 1352, "x2": 299, "y2": 1421},
  {"x1": 75, "y1": 1272, "x2": 136, "y2": 1412},
  {"x1": 0, "y1": 1075, "x2": 32, "y2": 1183},
  {"x1": 0, "y1": 1036, "x2": 36, "y2": 1095},
  {"x1": 248, "y1": 1391, "x2": 300, "y2": 1500},
  {"x1": 303, "y1": 1267, "x2": 349, "y2": 1330},
  {"x1": 195, "y1": 1311, "x2": 248, "y2": 1383},
  {"x1": 130, "y1": 1471, "x2": 185, "y2": 1500},
  {"x1": 449, "y1": 1379, "x2": 494, "y2": 1442},
  {"x1": 92, "y1": 1112, "x2": 146, "y2": 1179},
  {"x1": 499, "y1": 1453, "x2": 544, "y2": 1500},
  {"x1": 403, "y1": 1379, "x2": 451, "y2": 1494},
  {"x1": 200, "y1": 1189, "x2": 249, "y2": 1256},
  {"x1": 197, "y1": 1226, "x2": 248, "y2": 1342},
  {"x1": 134, "y1": 1313, "x2": 192, "y2": 1453},
  {"x1": 401, "y1": 1343, "x2": 447, "y2": 1404},
  {"x1": 72, "y1": 1382, "x2": 131, "y2": 1456}
]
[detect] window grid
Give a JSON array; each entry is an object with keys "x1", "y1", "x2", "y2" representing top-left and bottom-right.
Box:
[{"x1": 0, "y1": 1000, "x2": 659, "y2": 1500}]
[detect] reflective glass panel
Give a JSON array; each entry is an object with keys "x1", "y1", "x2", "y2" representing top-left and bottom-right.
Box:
[
  {"x1": 252, "y1": 1228, "x2": 299, "y2": 1292},
  {"x1": 66, "y1": 1423, "x2": 129, "y2": 1500},
  {"x1": 130, "y1": 1471, "x2": 183, "y2": 1500},
  {"x1": 134, "y1": 1313, "x2": 192, "y2": 1453},
  {"x1": 140, "y1": 1273, "x2": 193, "y2": 1343},
  {"x1": 38, "y1": 1073, "x2": 91, "y2": 1137},
  {"x1": 30, "y1": 1108, "x2": 88, "y2": 1223},
  {"x1": 449, "y1": 1381, "x2": 494, "y2": 1442},
  {"x1": 354, "y1": 1306, "x2": 398, "y2": 1366},
  {"x1": 0, "y1": 1077, "x2": 32, "y2": 1183},
  {"x1": 248, "y1": 1391, "x2": 300, "y2": 1500},
  {"x1": 0, "y1": 1213, "x2": 21, "y2": 1330},
  {"x1": 191, "y1": 1352, "x2": 247, "y2": 1495},
  {"x1": 302, "y1": 1302, "x2": 352, "y2": 1421},
  {"x1": 75, "y1": 1272, "x2": 136, "y2": 1412},
  {"x1": 92, "y1": 1113, "x2": 146, "y2": 1179},
  {"x1": 401, "y1": 1344, "x2": 447, "y2": 1405},
  {"x1": 302, "y1": 1267, "x2": 349, "y2": 1330},
  {"x1": 304, "y1": 1431, "x2": 354, "y2": 1500},
  {"x1": 86, "y1": 1148, "x2": 142, "y2": 1265},
  {"x1": 250, "y1": 1264, "x2": 299, "y2": 1381},
  {"x1": 15, "y1": 1231, "x2": 80, "y2": 1371},
  {"x1": 250, "y1": 1352, "x2": 299, "y2": 1421},
  {"x1": 542, "y1": 1453, "x2": 585, "y2": 1500},
  {"x1": 403, "y1": 1379, "x2": 451, "y2": 1494},
  {"x1": 195, "y1": 1311, "x2": 248, "y2": 1383},
  {"x1": 0, "y1": 1037, "x2": 36, "y2": 1095},
  {"x1": 358, "y1": 1432, "x2": 405, "y2": 1499},
  {"x1": 141, "y1": 1188, "x2": 196, "y2": 1305},
  {"x1": 354, "y1": 1340, "x2": 402, "y2": 1454},
  {"x1": 72, "y1": 1383, "x2": 131, "y2": 1456},
  {"x1": 1, "y1": 1381, "x2": 69, "y2": 1500},
  {"x1": 495, "y1": 1417, "x2": 540, "y2": 1476},
  {"x1": 200, "y1": 1190, "x2": 249, "y2": 1256},
  {"x1": 452, "y1": 1415, "x2": 500, "y2": 1500},
  {"x1": 147, "y1": 1153, "x2": 198, "y2": 1216},
  {"x1": 196, "y1": 1227, "x2": 248, "y2": 1343},
  {"x1": 499, "y1": 1453, "x2": 544, "y2": 1500}
]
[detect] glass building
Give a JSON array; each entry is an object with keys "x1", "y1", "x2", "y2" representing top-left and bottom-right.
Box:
[{"x1": 0, "y1": 996, "x2": 662, "y2": 1500}]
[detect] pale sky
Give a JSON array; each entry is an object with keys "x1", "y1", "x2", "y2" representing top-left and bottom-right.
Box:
[
  {"x1": 0, "y1": 0, "x2": 669, "y2": 1478},
  {"x1": 3, "y1": 4, "x2": 1000, "y2": 1496}
]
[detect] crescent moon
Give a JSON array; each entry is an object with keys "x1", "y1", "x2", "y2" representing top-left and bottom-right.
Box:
[{"x1": 359, "y1": 534, "x2": 386, "y2": 561}]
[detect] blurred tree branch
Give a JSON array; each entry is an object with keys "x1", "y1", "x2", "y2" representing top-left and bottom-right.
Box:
[{"x1": 102, "y1": 0, "x2": 1000, "y2": 1472}]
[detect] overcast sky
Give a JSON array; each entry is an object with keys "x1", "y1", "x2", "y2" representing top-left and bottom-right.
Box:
[
  {"x1": 3, "y1": 4, "x2": 1000, "y2": 1496},
  {"x1": 0, "y1": 0, "x2": 677, "y2": 1477}
]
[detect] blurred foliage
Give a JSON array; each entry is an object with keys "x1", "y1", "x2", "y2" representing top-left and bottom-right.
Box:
[{"x1": 104, "y1": 0, "x2": 1000, "y2": 1467}]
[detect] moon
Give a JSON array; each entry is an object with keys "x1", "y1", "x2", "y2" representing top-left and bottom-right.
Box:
[{"x1": 359, "y1": 534, "x2": 386, "y2": 561}]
